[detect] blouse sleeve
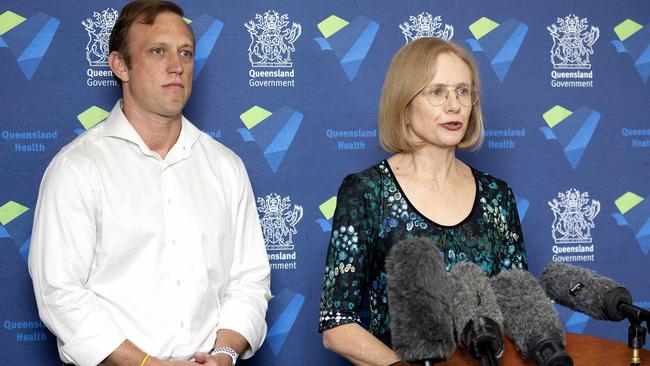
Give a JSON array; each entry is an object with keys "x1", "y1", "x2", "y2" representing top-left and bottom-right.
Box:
[
  {"x1": 319, "y1": 173, "x2": 376, "y2": 332},
  {"x1": 498, "y1": 186, "x2": 528, "y2": 271}
]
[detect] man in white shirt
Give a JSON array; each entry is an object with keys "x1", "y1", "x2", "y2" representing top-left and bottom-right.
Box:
[{"x1": 28, "y1": 1, "x2": 271, "y2": 365}]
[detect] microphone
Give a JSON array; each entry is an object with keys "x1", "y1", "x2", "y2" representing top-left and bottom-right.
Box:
[
  {"x1": 449, "y1": 261, "x2": 504, "y2": 366},
  {"x1": 540, "y1": 262, "x2": 649, "y2": 325},
  {"x1": 386, "y1": 237, "x2": 456, "y2": 364},
  {"x1": 491, "y1": 269, "x2": 573, "y2": 366}
]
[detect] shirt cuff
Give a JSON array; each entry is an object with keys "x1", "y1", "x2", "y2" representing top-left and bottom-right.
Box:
[
  {"x1": 218, "y1": 304, "x2": 268, "y2": 359},
  {"x1": 319, "y1": 309, "x2": 362, "y2": 332},
  {"x1": 60, "y1": 310, "x2": 126, "y2": 366}
]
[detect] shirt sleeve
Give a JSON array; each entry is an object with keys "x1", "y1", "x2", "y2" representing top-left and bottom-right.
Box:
[
  {"x1": 319, "y1": 173, "x2": 375, "y2": 332},
  {"x1": 28, "y1": 156, "x2": 126, "y2": 366},
  {"x1": 497, "y1": 185, "x2": 528, "y2": 271},
  {"x1": 216, "y1": 158, "x2": 271, "y2": 360}
]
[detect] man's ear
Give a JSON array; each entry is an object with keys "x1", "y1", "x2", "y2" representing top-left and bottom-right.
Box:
[{"x1": 109, "y1": 51, "x2": 129, "y2": 83}]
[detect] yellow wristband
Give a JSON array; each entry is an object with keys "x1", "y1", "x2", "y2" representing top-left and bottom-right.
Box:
[{"x1": 140, "y1": 354, "x2": 150, "y2": 366}]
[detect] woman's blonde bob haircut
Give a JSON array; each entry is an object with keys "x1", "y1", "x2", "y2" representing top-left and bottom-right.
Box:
[{"x1": 379, "y1": 37, "x2": 484, "y2": 153}]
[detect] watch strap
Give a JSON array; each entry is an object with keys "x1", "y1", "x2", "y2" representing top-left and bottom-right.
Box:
[{"x1": 208, "y1": 346, "x2": 238, "y2": 365}]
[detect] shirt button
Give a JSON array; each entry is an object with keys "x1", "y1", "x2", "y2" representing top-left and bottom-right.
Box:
[
  {"x1": 172, "y1": 240, "x2": 176, "y2": 245},
  {"x1": 180, "y1": 321, "x2": 184, "y2": 328},
  {"x1": 177, "y1": 280, "x2": 181, "y2": 286},
  {"x1": 167, "y1": 198, "x2": 172, "y2": 204}
]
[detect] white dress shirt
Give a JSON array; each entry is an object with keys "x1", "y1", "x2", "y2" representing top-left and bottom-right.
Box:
[{"x1": 28, "y1": 101, "x2": 271, "y2": 366}]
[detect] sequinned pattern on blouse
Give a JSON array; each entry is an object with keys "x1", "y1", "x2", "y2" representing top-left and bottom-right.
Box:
[{"x1": 319, "y1": 161, "x2": 527, "y2": 346}]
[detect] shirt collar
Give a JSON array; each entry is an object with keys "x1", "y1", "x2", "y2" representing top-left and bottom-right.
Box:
[{"x1": 102, "y1": 100, "x2": 201, "y2": 162}]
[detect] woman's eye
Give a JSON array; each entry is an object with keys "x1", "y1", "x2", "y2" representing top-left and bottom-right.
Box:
[{"x1": 431, "y1": 88, "x2": 443, "y2": 96}]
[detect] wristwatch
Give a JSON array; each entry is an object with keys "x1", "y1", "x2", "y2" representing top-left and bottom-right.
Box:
[{"x1": 208, "y1": 346, "x2": 238, "y2": 365}]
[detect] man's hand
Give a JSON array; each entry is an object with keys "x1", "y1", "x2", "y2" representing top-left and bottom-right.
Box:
[{"x1": 193, "y1": 351, "x2": 232, "y2": 366}]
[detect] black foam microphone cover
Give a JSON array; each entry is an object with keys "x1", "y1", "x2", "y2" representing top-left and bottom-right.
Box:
[
  {"x1": 492, "y1": 269, "x2": 572, "y2": 366},
  {"x1": 386, "y1": 237, "x2": 456, "y2": 363},
  {"x1": 449, "y1": 261, "x2": 504, "y2": 362},
  {"x1": 540, "y1": 262, "x2": 640, "y2": 322}
]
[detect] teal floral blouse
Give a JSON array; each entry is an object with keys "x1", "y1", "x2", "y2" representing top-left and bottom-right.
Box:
[{"x1": 318, "y1": 160, "x2": 527, "y2": 345}]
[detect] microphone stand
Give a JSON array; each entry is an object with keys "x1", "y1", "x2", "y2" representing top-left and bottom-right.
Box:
[
  {"x1": 628, "y1": 321, "x2": 647, "y2": 366},
  {"x1": 478, "y1": 352, "x2": 499, "y2": 366}
]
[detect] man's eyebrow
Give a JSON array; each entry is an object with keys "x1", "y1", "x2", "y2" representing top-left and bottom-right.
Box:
[{"x1": 144, "y1": 41, "x2": 194, "y2": 49}]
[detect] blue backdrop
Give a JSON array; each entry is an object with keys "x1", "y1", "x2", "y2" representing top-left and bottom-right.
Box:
[{"x1": 1, "y1": 1, "x2": 649, "y2": 364}]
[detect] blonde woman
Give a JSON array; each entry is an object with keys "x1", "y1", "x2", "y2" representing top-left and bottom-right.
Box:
[{"x1": 319, "y1": 37, "x2": 527, "y2": 365}]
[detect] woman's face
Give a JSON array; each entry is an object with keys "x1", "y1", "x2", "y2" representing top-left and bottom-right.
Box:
[{"x1": 406, "y1": 52, "x2": 474, "y2": 150}]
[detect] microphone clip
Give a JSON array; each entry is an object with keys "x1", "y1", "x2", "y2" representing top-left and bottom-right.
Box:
[{"x1": 461, "y1": 317, "x2": 504, "y2": 364}]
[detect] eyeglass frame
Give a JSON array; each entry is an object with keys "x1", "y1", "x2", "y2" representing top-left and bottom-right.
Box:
[{"x1": 419, "y1": 84, "x2": 480, "y2": 107}]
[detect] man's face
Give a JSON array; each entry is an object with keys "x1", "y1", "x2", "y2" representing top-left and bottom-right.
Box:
[{"x1": 120, "y1": 12, "x2": 194, "y2": 120}]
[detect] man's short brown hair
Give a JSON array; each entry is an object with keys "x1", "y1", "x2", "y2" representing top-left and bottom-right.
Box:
[{"x1": 378, "y1": 37, "x2": 484, "y2": 153}]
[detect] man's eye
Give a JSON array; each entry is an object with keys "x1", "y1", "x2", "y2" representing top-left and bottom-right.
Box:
[
  {"x1": 152, "y1": 48, "x2": 164, "y2": 55},
  {"x1": 180, "y1": 50, "x2": 193, "y2": 58}
]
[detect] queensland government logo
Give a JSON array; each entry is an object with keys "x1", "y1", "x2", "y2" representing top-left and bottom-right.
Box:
[
  {"x1": 540, "y1": 105, "x2": 601, "y2": 169},
  {"x1": 399, "y1": 12, "x2": 453, "y2": 43},
  {"x1": 82, "y1": 9, "x2": 117, "y2": 67},
  {"x1": 245, "y1": 10, "x2": 301, "y2": 87},
  {"x1": 612, "y1": 18, "x2": 650, "y2": 82},
  {"x1": 258, "y1": 193, "x2": 303, "y2": 271},
  {"x1": 548, "y1": 189, "x2": 599, "y2": 263},
  {"x1": 0, "y1": 10, "x2": 59, "y2": 80},
  {"x1": 613, "y1": 192, "x2": 650, "y2": 255},
  {"x1": 466, "y1": 17, "x2": 527, "y2": 82},
  {"x1": 82, "y1": 8, "x2": 118, "y2": 87},
  {"x1": 548, "y1": 14, "x2": 599, "y2": 88},
  {"x1": 314, "y1": 15, "x2": 379, "y2": 82}
]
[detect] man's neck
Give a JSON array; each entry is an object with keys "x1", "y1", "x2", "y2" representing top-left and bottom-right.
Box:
[{"x1": 122, "y1": 102, "x2": 182, "y2": 160}]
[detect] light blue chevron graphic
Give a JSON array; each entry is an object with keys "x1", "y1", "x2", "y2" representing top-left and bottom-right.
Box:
[
  {"x1": 540, "y1": 105, "x2": 601, "y2": 169},
  {"x1": 188, "y1": 14, "x2": 223, "y2": 80},
  {"x1": 238, "y1": 105, "x2": 303, "y2": 173},
  {"x1": 554, "y1": 304, "x2": 589, "y2": 334},
  {"x1": 516, "y1": 197, "x2": 529, "y2": 223},
  {"x1": 316, "y1": 196, "x2": 337, "y2": 232},
  {"x1": 466, "y1": 17, "x2": 528, "y2": 82},
  {"x1": 612, "y1": 192, "x2": 650, "y2": 255},
  {"x1": 611, "y1": 19, "x2": 650, "y2": 82},
  {"x1": 265, "y1": 288, "x2": 305, "y2": 355},
  {"x1": 0, "y1": 200, "x2": 31, "y2": 262},
  {"x1": 0, "y1": 11, "x2": 59, "y2": 80},
  {"x1": 0, "y1": 224, "x2": 9, "y2": 239},
  {"x1": 565, "y1": 312, "x2": 590, "y2": 334},
  {"x1": 314, "y1": 15, "x2": 379, "y2": 81}
]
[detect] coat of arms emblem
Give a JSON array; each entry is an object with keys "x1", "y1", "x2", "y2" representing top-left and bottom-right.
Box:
[
  {"x1": 82, "y1": 8, "x2": 118, "y2": 67},
  {"x1": 548, "y1": 189, "x2": 600, "y2": 244},
  {"x1": 399, "y1": 12, "x2": 453, "y2": 44},
  {"x1": 548, "y1": 14, "x2": 599, "y2": 69},
  {"x1": 245, "y1": 10, "x2": 301, "y2": 68},
  {"x1": 258, "y1": 193, "x2": 303, "y2": 250}
]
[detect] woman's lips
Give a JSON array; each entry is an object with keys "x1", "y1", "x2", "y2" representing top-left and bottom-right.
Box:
[{"x1": 441, "y1": 122, "x2": 462, "y2": 131}]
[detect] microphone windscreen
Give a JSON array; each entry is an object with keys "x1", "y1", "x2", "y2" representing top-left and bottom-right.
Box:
[
  {"x1": 491, "y1": 269, "x2": 566, "y2": 358},
  {"x1": 386, "y1": 237, "x2": 456, "y2": 362},
  {"x1": 449, "y1": 261, "x2": 504, "y2": 339},
  {"x1": 539, "y1": 262, "x2": 632, "y2": 321}
]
